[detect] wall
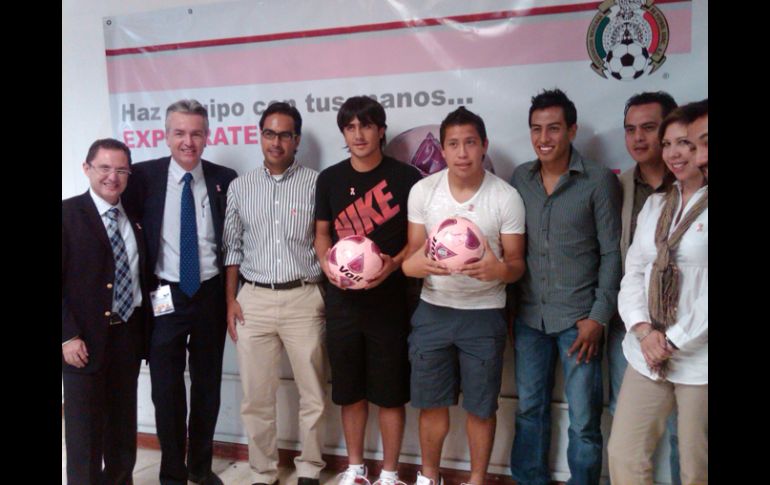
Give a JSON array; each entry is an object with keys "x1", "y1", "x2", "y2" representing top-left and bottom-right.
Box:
[{"x1": 62, "y1": 0, "x2": 224, "y2": 198}]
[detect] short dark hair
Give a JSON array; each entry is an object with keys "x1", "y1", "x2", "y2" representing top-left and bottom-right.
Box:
[
  {"x1": 658, "y1": 107, "x2": 691, "y2": 142},
  {"x1": 85, "y1": 138, "x2": 132, "y2": 166},
  {"x1": 259, "y1": 102, "x2": 303, "y2": 136},
  {"x1": 679, "y1": 98, "x2": 708, "y2": 124},
  {"x1": 439, "y1": 106, "x2": 487, "y2": 147},
  {"x1": 624, "y1": 91, "x2": 678, "y2": 121},
  {"x1": 529, "y1": 88, "x2": 577, "y2": 127},
  {"x1": 337, "y1": 96, "x2": 387, "y2": 147}
]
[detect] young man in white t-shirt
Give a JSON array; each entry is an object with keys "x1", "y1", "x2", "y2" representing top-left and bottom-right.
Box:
[{"x1": 402, "y1": 107, "x2": 526, "y2": 485}]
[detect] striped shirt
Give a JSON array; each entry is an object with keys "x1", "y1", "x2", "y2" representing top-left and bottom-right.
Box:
[
  {"x1": 510, "y1": 146, "x2": 622, "y2": 333},
  {"x1": 223, "y1": 161, "x2": 322, "y2": 284}
]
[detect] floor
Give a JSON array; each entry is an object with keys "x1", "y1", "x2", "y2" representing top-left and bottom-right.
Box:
[{"x1": 62, "y1": 420, "x2": 342, "y2": 485}]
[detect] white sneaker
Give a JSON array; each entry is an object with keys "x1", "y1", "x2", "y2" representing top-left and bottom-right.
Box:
[
  {"x1": 337, "y1": 467, "x2": 371, "y2": 485},
  {"x1": 372, "y1": 475, "x2": 407, "y2": 485},
  {"x1": 414, "y1": 472, "x2": 443, "y2": 485}
]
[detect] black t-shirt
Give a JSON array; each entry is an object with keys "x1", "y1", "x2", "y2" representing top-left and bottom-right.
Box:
[{"x1": 316, "y1": 155, "x2": 422, "y2": 296}]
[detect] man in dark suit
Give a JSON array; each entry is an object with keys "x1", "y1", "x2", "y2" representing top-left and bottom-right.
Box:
[
  {"x1": 123, "y1": 99, "x2": 237, "y2": 485},
  {"x1": 62, "y1": 138, "x2": 150, "y2": 485}
]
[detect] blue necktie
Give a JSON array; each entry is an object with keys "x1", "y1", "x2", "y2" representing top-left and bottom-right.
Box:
[
  {"x1": 106, "y1": 208, "x2": 134, "y2": 321},
  {"x1": 179, "y1": 172, "x2": 200, "y2": 297}
]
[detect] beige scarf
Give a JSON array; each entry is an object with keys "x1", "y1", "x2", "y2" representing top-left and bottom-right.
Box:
[{"x1": 647, "y1": 185, "x2": 708, "y2": 378}]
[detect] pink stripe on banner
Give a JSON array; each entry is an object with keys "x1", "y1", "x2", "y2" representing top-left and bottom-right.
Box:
[
  {"x1": 105, "y1": 0, "x2": 690, "y2": 57},
  {"x1": 106, "y1": 7, "x2": 691, "y2": 94},
  {"x1": 105, "y1": 3, "x2": 603, "y2": 57}
]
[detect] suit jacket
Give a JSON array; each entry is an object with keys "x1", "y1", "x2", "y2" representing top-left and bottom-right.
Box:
[
  {"x1": 61, "y1": 192, "x2": 151, "y2": 374},
  {"x1": 618, "y1": 167, "x2": 636, "y2": 274},
  {"x1": 122, "y1": 156, "x2": 237, "y2": 283}
]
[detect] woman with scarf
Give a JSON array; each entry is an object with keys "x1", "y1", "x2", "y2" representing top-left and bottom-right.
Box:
[{"x1": 607, "y1": 107, "x2": 708, "y2": 485}]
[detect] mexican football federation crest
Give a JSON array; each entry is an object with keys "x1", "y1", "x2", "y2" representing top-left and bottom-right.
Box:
[{"x1": 587, "y1": 0, "x2": 669, "y2": 81}]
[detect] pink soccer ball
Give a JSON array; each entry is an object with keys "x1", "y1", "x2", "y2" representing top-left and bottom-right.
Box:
[
  {"x1": 428, "y1": 217, "x2": 485, "y2": 271},
  {"x1": 328, "y1": 235, "x2": 384, "y2": 290}
]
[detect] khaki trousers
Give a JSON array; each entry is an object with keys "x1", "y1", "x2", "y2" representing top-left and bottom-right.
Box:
[
  {"x1": 236, "y1": 282, "x2": 327, "y2": 482},
  {"x1": 608, "y1": 367, "x2": 708, "y2": 485}
]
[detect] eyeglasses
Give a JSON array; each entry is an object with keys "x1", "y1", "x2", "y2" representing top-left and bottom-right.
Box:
[
  {"x1": 261, "y1": 129, "x2": 296, "y2": 142},
  {"x1": 88, "y1": 164, "x2": 132, "y2": 177}
]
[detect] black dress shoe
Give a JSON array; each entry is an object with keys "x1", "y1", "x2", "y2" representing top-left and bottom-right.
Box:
[
  {"x1": 198, "y1": 473, "x2": 224, "y2": 485},
  {"x1": 297, "y1": 478, "x2": 320, "y2": 485},
  {"x1": 252, "y1": 480, "x2": 279, "y2": 485}
]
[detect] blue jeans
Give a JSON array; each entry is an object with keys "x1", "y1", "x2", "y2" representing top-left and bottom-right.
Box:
[
  {"x1": 510, "y1": 321, "x2": 603, "y2": 485},
  {"x1": 607, "y1": 318, "x2": 681, "y2": 485}
]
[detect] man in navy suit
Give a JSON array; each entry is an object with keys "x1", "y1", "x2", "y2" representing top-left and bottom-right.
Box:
[
  {"x1": 62, "y1": 138, "x2": 150, "y2": 484},
  {"x1": 123, "y1": 99, "x2": 237, "y2": 485}
]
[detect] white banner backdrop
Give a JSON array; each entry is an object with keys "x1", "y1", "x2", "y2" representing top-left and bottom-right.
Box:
[
  {"x1": 102, "y1": 1, "x2": 706, "y2": 482},
  {"x1": 104, "y1": 0, "x2": 707, "y2": 182}
]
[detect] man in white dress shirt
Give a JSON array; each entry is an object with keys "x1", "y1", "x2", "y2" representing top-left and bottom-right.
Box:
[
  {"x1": 223, "y1": 102, "x2": 326, "y2": 485},
  {"x1": 123, "y1": 100, "x2": 237, "y2": 485}
]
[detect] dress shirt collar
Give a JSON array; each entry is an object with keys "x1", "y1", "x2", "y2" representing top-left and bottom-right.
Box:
[
  {"x1": 633, "y1": 164, "x2": 675, "y2": 190},
  {"x1": 89, "y1": 188, "x2": 126, "y2": 218},
  {"x1": 672, "y1": 180, "x2": 709, "y2": 197},
  {"x1": 526, "y1": 145, "x2": 584, "y2": 179},
  {"x1": 169, "y1": 156, "x2": 205, "y2": 184},
  {"x1": 261, "y1": 159, "x2": 299, "y2": 180}
]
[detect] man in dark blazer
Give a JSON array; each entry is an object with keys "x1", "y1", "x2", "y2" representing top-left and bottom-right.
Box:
[
  {"x1": 123, "y1": 99, "x2": 237, "y2": 485},
  {"x1": 62, "y1": 138, "x2": 150, "y2": 485}
]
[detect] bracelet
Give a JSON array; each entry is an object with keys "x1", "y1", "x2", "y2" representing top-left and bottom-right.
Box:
[{"x1": 636, "y1": 326, "x2": 654, "y2": 342}]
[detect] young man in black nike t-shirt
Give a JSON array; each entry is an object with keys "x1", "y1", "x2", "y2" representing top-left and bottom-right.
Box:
[{"x1": 315, "y1": 96, "x2": 421, "y2": 485}]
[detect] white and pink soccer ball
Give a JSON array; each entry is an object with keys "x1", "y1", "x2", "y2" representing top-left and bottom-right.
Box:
[
  {"x1": 427, "y1": 217, "x2": 485, "y2": 271},
  {"x1": 328, "y1": 235, "x2": 384, "y2": 290}
]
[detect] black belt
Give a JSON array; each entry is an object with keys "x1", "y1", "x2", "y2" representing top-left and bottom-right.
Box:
[
  {"x1": 240, "y1": 277, "x2": 308, "y2": 290},
  {"x1": 158, "y1": 275, "x2": 220, "y2": 288}
]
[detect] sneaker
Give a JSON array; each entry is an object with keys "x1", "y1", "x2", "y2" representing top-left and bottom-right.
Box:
[
  {"x1": 372, "y1": 475, "x2": 407, "y2": 485},
  {"x1": 337, "y1": 467, "x2": 371, "y2": 485},
  {"x1": 414, "y1": 472, "x2": 443, "y2": 485}
]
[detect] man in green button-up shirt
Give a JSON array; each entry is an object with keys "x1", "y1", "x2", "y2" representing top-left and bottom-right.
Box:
[{"x1": 509, "y1": 88, "x2": 622, "y2": 485}]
